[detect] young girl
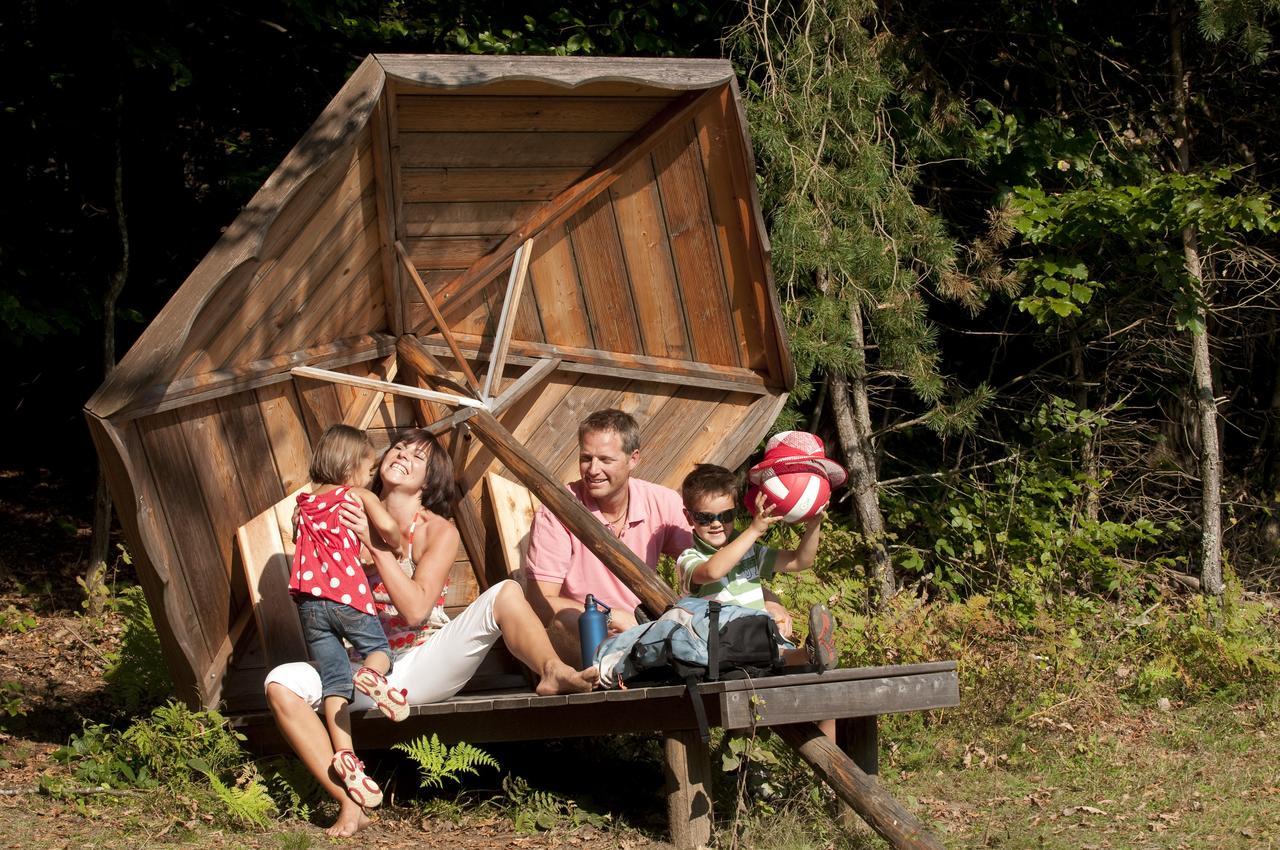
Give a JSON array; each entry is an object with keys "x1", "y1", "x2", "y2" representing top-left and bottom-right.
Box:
[{"x1": 291, "y1": 424, "x2": 408, "y2": 809}]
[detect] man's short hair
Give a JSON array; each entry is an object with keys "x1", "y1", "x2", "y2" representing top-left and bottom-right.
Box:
[
  {"x1": 681, "y1": 463, "x2": 740, "y2": 508},
  {"x1": 579, "y1": 408, "x2": 641, "y2": 454}
]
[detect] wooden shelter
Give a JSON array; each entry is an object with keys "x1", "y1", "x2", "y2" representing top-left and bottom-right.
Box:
[
  {"x1": 85, "y1": 54, "x2": 794, "y2": 714},
  {"x1": 86, "y1": 56, "x2": 956, "y2": 849}
]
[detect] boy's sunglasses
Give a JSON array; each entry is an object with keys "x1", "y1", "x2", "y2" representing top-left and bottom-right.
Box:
[{"x1": 691, "y1": 508, "x2": 737, "y2": 526}]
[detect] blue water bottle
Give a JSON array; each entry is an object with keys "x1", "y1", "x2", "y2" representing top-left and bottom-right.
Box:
[{"x1": 578, "y1": 594, "x2": 611, "y2": 669}]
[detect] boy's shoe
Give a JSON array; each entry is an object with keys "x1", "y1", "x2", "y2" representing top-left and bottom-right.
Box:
[
  {"x1": 353, "y1": 666, "x2": 410, "y2": 722},
  {"x1": 806, "y1": 603, "x2": 837, "y2": 672},
  {"x1": 331, "y1": 749, "x2": 383, "y2": 808}
]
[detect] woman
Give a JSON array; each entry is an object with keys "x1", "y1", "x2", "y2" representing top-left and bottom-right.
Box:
[{"x1": 265, "y1": 428, "x2": 597, "y2": 837}]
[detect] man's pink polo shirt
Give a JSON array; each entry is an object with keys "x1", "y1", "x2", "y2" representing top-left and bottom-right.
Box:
[{"x1": 524, "y1": 477, "x2": 693, "y2": 613}]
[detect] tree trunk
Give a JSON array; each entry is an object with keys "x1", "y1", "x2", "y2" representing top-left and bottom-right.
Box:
[
  {"x1": 1070, "y1": 330, "x2": 1101, "y2": 523},
  {"x1": 829, "y1": 302, "x2": 895, "y2": 608},
  {"x1": 1170, "y1": 3, "x2": 1224, "y2": 598},
  {"x1": 87, "y1": 89, "x2": 128, "y2": 616}
]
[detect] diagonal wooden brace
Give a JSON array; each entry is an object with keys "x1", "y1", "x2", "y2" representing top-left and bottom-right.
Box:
[{"x1": 456, "y1": 407, "x2": 677, "y2": 616}]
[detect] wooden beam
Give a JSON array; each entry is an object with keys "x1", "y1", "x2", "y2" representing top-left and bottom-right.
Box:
[
  {"x1": 481, "y1": 238, "x2": 534, "y2": 401},
  {"x1": 775, "y1": 722, "x2": 945, "y2": 850},
  {"x1": 376, "y1": 55, "x2": 735, "y2": 91},
  {"x1": 457, "y1": 407, "x2": 677, "y2": 616},
  {"x1": 370, "y1": 89, "x2": 404, "y2": 335},
  {"x1": 434, "y1": 88, "x2": 721, "y2": 327},
  {"x1": 114, "y1": 334, "x2": 398, "y2": 422},
  {"x1": 395, "y1": 240, "x2": 483, "y2": 392},
  {"x1": 342, "y1": 355, "x2": 398, "y2": 429},
  {"x1": 396, "y1": 333, "x2": 477, "y2": 398},
  {"x1": 415, "y1": 336, "x2": 770, "y2": 395},
  {"x1": 490, "y1": 356, "x2": 561, "y2": 417},
  {"x1": 290, "y1": 366, "x2": 485, "y2": 409}
]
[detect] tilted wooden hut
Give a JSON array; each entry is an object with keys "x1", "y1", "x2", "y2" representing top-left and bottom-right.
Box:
[{"x1": 84, "y1": 54, "x2": 796, "y2": 713}]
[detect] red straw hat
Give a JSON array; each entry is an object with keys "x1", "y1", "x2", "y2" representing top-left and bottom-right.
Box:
[{"x1": 747, "y1": 431, "x2": 847, "y2": 488}]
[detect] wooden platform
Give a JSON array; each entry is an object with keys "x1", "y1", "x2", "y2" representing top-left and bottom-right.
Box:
[{"x1": 236, "y1": 662, "x2": 958, "y2": 750}]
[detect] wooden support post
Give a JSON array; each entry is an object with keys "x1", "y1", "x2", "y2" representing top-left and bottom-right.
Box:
[
  {"x1": 836, "y1": 716, "x2": 878, "y2": 829},
  {"x1": 775, "y1": 722, "x2": 944, "y2": 850},
  {"x1": 663, "y1": 728, "x2": 714, "y2": 850},
  {"x1": 396, "y1": 240, "x2": 483, "y2": 393},
  {"x1": 456, "y1": 407, "x2": 677, "y2": 616},
  {"x1": 480, "y1": 238, "x2": 534, "y2": 401}
]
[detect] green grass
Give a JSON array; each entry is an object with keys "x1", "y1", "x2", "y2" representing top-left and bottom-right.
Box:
[{"x1": 877, "y1": 699, "x2": 1280, "y2": 849}]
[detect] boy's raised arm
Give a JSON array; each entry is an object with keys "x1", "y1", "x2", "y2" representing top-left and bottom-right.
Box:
[{"x1": 773, "y1": 514, "x2": 824, "y2": 573}]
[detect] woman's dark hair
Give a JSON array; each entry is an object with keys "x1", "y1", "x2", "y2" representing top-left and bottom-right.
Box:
[{"x1": 376, "y1": 428, "x2": 459, "y2": 519}]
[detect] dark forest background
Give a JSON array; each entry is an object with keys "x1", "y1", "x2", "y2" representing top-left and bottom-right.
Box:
[{"x1": 4, "y1": 0, "x2": 1280, "y2": 611}]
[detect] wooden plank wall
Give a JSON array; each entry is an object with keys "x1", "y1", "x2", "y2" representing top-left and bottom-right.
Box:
[
  {"x1": 169, "y1": 122, "x2": 388, "y2": 380},
  {"x1": 399, "y1": 86, "x2": 777, "y2": 380},
  {"x1": 131, "y1": 357, "x2": 395, "y2": 704}
]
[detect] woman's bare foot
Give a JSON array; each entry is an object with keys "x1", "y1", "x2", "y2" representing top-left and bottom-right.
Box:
[
  {"x1": 536, "y1": 659, "x2": 599, "y2": 695},
  {"x1": 326, "y1": 800, "x2": 371, "y2": 838}
]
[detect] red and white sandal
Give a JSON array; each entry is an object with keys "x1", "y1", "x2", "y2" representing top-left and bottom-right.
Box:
[
  {"x1": 331, "y1": 749, "x2": 383, "y2": 808},
  {"x1": 353, "y1": 666, "x2": 409, "y2": 722}
]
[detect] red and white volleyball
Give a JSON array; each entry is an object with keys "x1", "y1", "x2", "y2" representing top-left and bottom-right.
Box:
[{"x1": 746, "y1": 470, "x2": 832, "y2": 523}]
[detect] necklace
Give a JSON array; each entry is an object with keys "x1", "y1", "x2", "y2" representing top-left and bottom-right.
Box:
[{"x1": 600, "y1": 497, "x2": 629, "y2": 535}]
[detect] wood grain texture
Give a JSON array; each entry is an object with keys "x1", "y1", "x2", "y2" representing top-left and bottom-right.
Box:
[
  {"x1": 236, "y1": 491, "x2": 309, "y2": 670},
  {"x1": 663, "y1": 729, "x2": 714, "y2": 850},
  {"x1": 115, "y1": 334, "x2": 396, "y2": 422},
  {"x1": 526, "y1": 221, "x2": 592, "y2": 347},
  {"x1": 432, "y1": 89, "x2": 717, "y2": 329},
  {"x1": 652, "y1": 121, "x2": 740, "y2": 367},
  {"x1": 376, "y1": 55, "x2": 734, "y2": 91},
  {"x1": 254, "y1": 381, "x2": 314, "y2": 495},
  {"x1": 401, "y1": 167, "x2": 588, "y2": 203},
  {"x1": 694, "y1": 93, "x2": 769, "y2": 371},
  {"x1": 136, "y1": 411, "x2": 229, "y2": 668},
  {"x1": 399, "y1": 132, "x2": 629, "y2": 169},
  {"x1": 86, "y1": 414, "x2": 207, "y2": 703},
  {"x1": 609, "y1": 154, "x2": 690, "y2": 360},
  {"x1": 397, "y1": 95, "x2": 670, "y2": 132},
  {"x1": 403, "y1": 201, "x2": 543, "y2": 237},
  {"x1": 369, "y1": 92, "x2": 404, "y2": 335},
  {"x1": 403, "y1": 235, "x2": 504, "y2": 268},
  {"x1": 178, "y1": 142, "x2": 375, "y2": 376},
  {"x1": 566, "y1": 193, "x2": 642, "y2": 354},
  {"x1": 89, "y1": 56, "x2": 386, "y2": 419}
]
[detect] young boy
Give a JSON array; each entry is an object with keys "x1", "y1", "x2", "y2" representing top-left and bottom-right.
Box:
[{"x1": 676, "y1": 463, "x2": 836, "y2": 671}]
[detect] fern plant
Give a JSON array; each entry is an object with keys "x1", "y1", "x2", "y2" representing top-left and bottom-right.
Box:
[
  {"x1": 207, "y1": 769, "x2": 276, "y2": 828},
  {"x1": 393, "y1": 733, "x2": 498, "y2": 790}
]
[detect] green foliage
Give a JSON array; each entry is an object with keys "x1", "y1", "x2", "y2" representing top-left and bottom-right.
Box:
[
  {"x1": 500, "y1": 774, "x2": 610, "y2": 832},
  {"x1": 393, "y1": 733, "x2": 499, "y2": 791},
  {"x1": 1009, "y1": 169, "x2": 1279, "y2": 333},
  {"x1": 207, "y1": 769, "x2": 277, "y2": 828},
  {"x1": 1134, "y1": 592, "x2": 1280, "y2": 699},
  {"x1": 258, "y1": 756, "x2": 319, "y2": 821},
  {"x1": 0, "y1": 605, "x2": 36, "y2": 634},
  {"x1": 730, "y1": 0, "x2": 987, "y2": 421},
  {"x1": 103, "y1": 585, "x2": 172, "y2": 712},
  {"x1": 0, "y1": 680, "x2": 26, "y2": 721},
  {"x1": 887, "y1": 399, "x2": 1163, "y2": 622}
]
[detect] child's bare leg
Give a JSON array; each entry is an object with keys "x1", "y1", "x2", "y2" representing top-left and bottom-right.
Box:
[
  {"x1": 322, "y1": 695, "x2": 354, "y2": 754},
  {"x1": 363, "y1": 650, "x2": 390, "y2": 676}
]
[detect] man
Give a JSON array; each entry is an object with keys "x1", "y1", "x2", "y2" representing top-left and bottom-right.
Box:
[{"x1": 524, "y1": 409, "x2": 692, "y2": 663}]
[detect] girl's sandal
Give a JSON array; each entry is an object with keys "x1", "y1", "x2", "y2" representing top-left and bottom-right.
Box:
[
  {"x1": 331, "y1": 749, "x2": 383, "y2": 808},
  {"x1": 353, "y1": 666, "x2": 410, "y2": 722}
]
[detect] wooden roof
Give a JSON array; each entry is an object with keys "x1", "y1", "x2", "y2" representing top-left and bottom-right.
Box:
[{"x1": 85, "y1": 54, "x2": 793, "y2": 709}]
